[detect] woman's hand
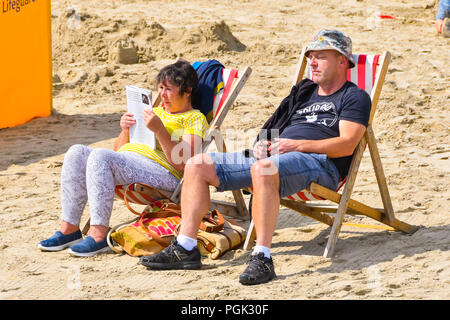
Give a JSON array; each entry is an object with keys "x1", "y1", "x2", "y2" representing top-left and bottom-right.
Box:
[
  {"x1": 143, "y1": 109, "x2": 165, "y2": 134},
  {"x1": 120, "y1": 112, "x2": 136, "y2": 131},
  {"x1": 115, "y1": 113, "x2": 133, "y2": 151},
  {"x1": 253, "y1": 140, "x2": 271, "y2": 159}
]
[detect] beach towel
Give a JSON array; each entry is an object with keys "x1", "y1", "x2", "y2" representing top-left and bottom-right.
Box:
[{"x1": 192, "y1": 59, "x2": 225, "y2": 121}]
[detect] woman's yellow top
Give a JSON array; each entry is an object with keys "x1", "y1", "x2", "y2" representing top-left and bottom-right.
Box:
[{"x1": 118, "y1": 106, "x2": 209, "y2": 180}]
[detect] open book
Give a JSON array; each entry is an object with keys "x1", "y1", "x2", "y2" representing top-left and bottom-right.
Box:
[{"x1": 126, "y1": 85, "x2": 156, "y2": 149}]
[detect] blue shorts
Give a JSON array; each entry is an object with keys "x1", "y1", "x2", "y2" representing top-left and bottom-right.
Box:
[
  {"x1": 436, "y1": 0, "x2": 450, "y2": 20},
  {"x1": 209, "y1": 151, "x2": 340, "y2": 198}
]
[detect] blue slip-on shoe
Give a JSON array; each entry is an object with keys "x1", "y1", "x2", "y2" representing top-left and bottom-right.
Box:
[
  {"x1": 38, "y1": 230, "x2": 83, "y2": 252},
  {"x1": 68, "y1": 236, "x2": 112, "y2": 257}
]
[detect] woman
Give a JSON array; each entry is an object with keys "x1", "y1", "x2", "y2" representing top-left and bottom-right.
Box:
[{"x1": 38, "y1": 60, "x2": 209, "y2": 257}]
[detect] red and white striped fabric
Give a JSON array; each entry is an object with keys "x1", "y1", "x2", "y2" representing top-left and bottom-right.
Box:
[
  {"x1": 285, "y1": 177, "x2": 347, "y2": 201},
  {"x1": 114, "y1": 184, "x2": 160, "y2": 205},
  {"x1": 114, "y1": 69, "x2": 239, "y2": 206},
  {"x1": 212, "y1": 68, "x2": 239, "y2": 120},
  {"x1": 287, "y1": 54, "x2": 380, "y2": 201}
]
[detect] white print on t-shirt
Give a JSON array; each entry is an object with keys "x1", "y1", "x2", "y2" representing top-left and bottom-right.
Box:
[
  {"x1": 296, "y1": 102, "x2": 338, "y2": 127},
  {"x1": 306, "y1": 113, "x2": 317, "y2": 122}
]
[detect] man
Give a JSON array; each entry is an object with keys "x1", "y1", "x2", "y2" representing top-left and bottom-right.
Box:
[
  {"x1": 139, "y1": 30, "x2": 372, "y2": 285},
  {"x1": 435, "y1": 0, "x2": 450, "y2": 37}
]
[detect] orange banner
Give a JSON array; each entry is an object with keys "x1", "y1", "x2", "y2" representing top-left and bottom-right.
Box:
[{"x1": 0, "y1": 0, "x2": 52, "y2": 129}]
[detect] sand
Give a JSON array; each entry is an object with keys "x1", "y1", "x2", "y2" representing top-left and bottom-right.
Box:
[{"x1": 0, "y1": 0, "x2": 449, "y2": 300}]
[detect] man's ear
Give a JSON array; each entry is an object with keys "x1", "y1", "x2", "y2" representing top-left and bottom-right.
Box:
[{"x1": 340, "y1": 55, "x2": 350, "y2": 68}]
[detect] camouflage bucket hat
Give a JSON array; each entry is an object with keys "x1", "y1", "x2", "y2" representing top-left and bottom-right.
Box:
[{"x1": 305, "y1": 29, "x2": 355, "y2": 68}]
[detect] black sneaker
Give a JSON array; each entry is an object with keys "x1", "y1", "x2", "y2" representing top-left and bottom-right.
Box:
[
  {"x1": 444, "y1": 17, "x2": 450, "y2": 38},
  {"x1": 139, "y1": 239, "x2": 202, "y2": 270},
  {"x1": 239, "y1": 253, "x2": 276, "y2": 285}
]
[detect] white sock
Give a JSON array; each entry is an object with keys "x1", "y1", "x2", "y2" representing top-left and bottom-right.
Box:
[
  {"x1": 252, "y1": 245, "x2": 271, "y2": 258},
  {"x1": 176, "y1": 234, "x2": 197, "y2": 251}
]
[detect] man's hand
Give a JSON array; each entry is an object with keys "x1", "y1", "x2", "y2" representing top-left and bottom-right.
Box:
[
  {"x1": 268, "y1": 120, "x2": 366, "y2": 158},
  {"x1": 253, "y1": 140, "x2": 271, "y2": 159},
  {"x1": 269, "y1": 138, "x2": 301, "y2": 155},
  {"x1": 143, "y1": 109, "x2": 165, "y2": 134},
  {"x1": 120, "y1": 112, "x2": 136, "y2": 130}
]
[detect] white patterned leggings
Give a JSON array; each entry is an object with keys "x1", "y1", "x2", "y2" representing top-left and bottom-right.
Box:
[{"x1": 60, "y1": 144, "x2": 179, "y2": 227}]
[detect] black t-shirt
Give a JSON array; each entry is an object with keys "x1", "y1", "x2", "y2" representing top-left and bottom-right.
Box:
[{"x1": 279, "y1": 81, "x2": 371, "y2": 178}]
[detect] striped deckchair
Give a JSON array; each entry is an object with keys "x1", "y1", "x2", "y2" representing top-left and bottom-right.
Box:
[
  {"x1": 243, "y1": 47, "x2": 417, "y2": 257},
  {"x1": 82, "y1": 61, "x2": 252, "y2": 235}
]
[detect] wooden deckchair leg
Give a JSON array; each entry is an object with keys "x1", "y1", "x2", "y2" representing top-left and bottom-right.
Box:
[
  {"x1": 169, "y1": 179, "x2": 183, "y2": 203},
  {"x1": 231, "y1": 190, "x2": 249, "y2": 218},
  {"x1": 243, "y1": 198, "x2": 337, "y2": 251},
  {"x1": 365, "y1": 126, "x2": 395, "y2": 222},
  {"x1": 309, "y1": 182, "x2": 418, "y2": 233},
  {"x1": 323, "y1": 192, "x2": 352, "y2": 258},
  {"x1": 323, "y1": 137, "x2": 366, "y2": 258},
  {"x1": 280, "y1": 199, "x2": 334, "y2": 226},
  {"x1": 213, "y1": 129, "x2": 249, "y2": 219},
  {"x1": 81, "y1": 218, "x2": 90, "y2": 235},
  {"x1": 243, "y1": 220, "x2": 256, "y2": 250}
]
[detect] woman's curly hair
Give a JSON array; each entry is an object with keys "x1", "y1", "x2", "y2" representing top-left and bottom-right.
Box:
[{"x1": 156, "y1": 59, "x2": 198, "y2": 97}]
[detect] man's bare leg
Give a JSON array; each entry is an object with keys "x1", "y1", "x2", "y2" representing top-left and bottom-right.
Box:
[
  {"x1": 139, "y1": 153, "x2": 220, "y2": 270},
  {"x1": 178, "y1": 153, "x2": 220, "y2": 239},
  {"x1": 250, "y1": 159, "x2": 280, "y2": 250},
  {"x1": 239, "y1": 159, "x2": 278, "y2": 285}
]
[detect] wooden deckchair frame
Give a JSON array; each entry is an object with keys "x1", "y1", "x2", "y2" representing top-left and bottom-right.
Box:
[
  {"x1": 169, "y1": 65, "x2": 252, "y2": 219},
  {"x1": 243, "y1": 47, "x2": 417, "y2": 257}
]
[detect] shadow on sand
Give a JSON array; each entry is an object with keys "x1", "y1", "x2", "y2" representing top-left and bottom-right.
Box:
[
  {"x1": 0, "y1": 110, "x2": 122, "y2": 171},
  {"x1": 210, "y1": 209, "x2": 447, "y2": 279}
]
